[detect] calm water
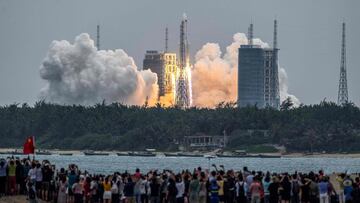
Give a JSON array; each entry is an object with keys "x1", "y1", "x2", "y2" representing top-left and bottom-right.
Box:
[{"x1": 1, "y1": 154, "x2": 360, "y2": 174}]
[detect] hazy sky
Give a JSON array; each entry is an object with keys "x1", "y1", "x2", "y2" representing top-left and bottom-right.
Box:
[{"x1": 0, "y1": 0, "x2": 359, "y2": 106}]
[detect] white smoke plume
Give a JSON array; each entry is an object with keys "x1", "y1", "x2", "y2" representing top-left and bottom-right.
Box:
[
  {"x1": 39, "y1": 33, "x2": 158, "y2": 106},
  {"x1": 279, "y1": 67, "x2": 301, "y2": 106},
  {"x1": 192, "y1": 33, "x2": 299, "y2": 108}
]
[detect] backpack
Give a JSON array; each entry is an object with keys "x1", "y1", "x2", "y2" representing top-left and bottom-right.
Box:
[
  {"x1": 237, "y1": 182, "x2": 245, "y2": 197},
  {"x1": 292, "y1": 181, "x2": 300, "y2": 195}
]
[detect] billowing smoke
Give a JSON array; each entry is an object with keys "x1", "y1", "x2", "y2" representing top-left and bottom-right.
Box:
[
  {"x1": 39, "y1": 33, "x2": 158, "y2": 106},
  {"x1": 279, "y1": 67, "x2": 301, "y2": 106},
  {"x1": 192, "y1": 33, "x2": 299, "y2": 108}
]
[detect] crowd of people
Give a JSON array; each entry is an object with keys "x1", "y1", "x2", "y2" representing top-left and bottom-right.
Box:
[{"x1": 0, "y1": 156, "x2": 360, "y2": 203}]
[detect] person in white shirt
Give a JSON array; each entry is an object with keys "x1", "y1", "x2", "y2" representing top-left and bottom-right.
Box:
[{"x1": 176, "y1": 175, "x2": 185, "y2": 203}]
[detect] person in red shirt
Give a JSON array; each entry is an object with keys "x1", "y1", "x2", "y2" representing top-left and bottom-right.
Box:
[{"x1": 249, "y1": 176, "x2": 263, "y2": 203}]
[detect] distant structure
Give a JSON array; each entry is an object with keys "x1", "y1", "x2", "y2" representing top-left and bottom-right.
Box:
[
  {"x1": 143, "y1": 51, "x2": 177, "y2": 99},
  {"x1": 338, "y1": 22, "x2": 348, "y2": 105},
  {"x1": 237, "y1": 21, "x2": 280, "y2": 109},
  {"x1": 175, "y1": 13, "x2": 192, "y2": 108},
  {"x1": 96, "y1": 25, "x2": 100, "y2": 50},
  {"x1": 143, "y1": 28, "x2": 177, "y2": 101}
]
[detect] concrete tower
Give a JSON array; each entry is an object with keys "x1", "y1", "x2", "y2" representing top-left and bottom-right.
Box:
[{"x1": 238, "y1": 22, "x2": 280, "y2": 109}]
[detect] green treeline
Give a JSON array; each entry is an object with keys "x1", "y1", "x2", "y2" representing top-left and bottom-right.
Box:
[{"x1": 0, "y1": 100, "x2": 359, "y2": 152}]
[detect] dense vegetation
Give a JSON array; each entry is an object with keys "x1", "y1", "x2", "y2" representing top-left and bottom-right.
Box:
[{"x1": 0, "y1": 99, "x2": 359, "y2": 152}]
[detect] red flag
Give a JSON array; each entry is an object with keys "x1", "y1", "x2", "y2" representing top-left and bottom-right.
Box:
[{"x1": 23, "y1": 136, "x2": 35, "y2": 154}]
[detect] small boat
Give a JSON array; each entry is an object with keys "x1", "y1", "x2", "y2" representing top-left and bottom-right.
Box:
[
  {"x1": 116, "y1": 152, "x2": 129, "y2": 156},
  {"x1": 83, "y1": 151, "x2": 109, "y2": 156},
  {"x1": 163, "y1": 152, "x2": 179, "y2": 157},
  {"x1": 216, "y1": 153, "x2": 246, "y2": 158},
  {"x1": 204, "y1": 154, "x2": 217, "y2": 159},
  {"x1": 9, "y1": 150, "x2": 24, "y2": 155},
  {"x1": 37, "y1": 151, "x2": 52, "y2": 155},
  {"x1": 128, "y1": 152, "x2": 156, "y2": 157},
  {"x1": 177, "y1": 152, "x2": 203, "y2": 157},
  {"x1": 258, "y1": 154, "x2": 282, "y2": 158},
  {"x1": 59, "y1": 153, "x2": 73, "y2": 156}
]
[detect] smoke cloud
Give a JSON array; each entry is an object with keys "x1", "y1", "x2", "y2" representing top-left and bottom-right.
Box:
[
  {"x1": 39, "y1": 33, "x2": 158, "y2": 106},
  {"x1": 192, "y1": 33, "x2": 299, "y2": 108}
]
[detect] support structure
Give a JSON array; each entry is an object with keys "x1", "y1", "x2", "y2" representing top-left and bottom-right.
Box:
[
  {"x1": 175, "y1": 14, "x2": 192, "y2": 108},
  {"x1": 96, "y1": 25, "x2": 100, "y2": 50},
  {"x1": 338, "y1": 22, "x2": 348, "y2": 105},
  {"x1": 248, "y1": 23, "x2": 254, "y2": 46},
  {"x1": 165, "y1": 27, "x2": 168, "y2": 53},
  {"x1": 272, "y1": 19, "x2": 280, "y2": 109}
]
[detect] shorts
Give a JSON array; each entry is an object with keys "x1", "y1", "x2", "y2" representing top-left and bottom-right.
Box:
[
  {"x1": 68, "y1": 188, "x2": 74, "y2": 196},
  {"x1": 103, "y1": 191, "x2": 112, "y2": 200},
  {"x1": 42, "y1": 181, "x2": 50, "y2": 190}
]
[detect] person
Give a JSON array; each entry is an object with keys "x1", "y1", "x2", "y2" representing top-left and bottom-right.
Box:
[
  {"x1": 175, "y1": 175, "x2": 185, "y2": 203},
  {"x1": 134, "y1": 176, "x2": 142, "y2": 203},
  {"x1": 111, "y1": 175, "x2": 120, "y2": 203},
  {"x1": 336, "y1": 174, "x2": 345, "y2": 203},
  {"x1": 210, "y1": 178, "x2": 219, "y2": 203},
  {"x1": 246, "y1": 171, "x2": 255, "y2": 201},
  {"x1": 42, "y1": 163, "x2": 53, "y2": 201},
  {"x1": 57, "y1": 176, "x2": 68, "y2": 203},
  {"x1": 318, "y1": 176, "x2": 329, "y2": 203},
  {"x1": 343, "y1": 176, "x2": 353, "y2": 203},
  {"x1": 217, "y1": 175, "x2": 225, "y2": 203},
  {"x1": 124, "y1": 176, "x2": 136, "y2": 203},
  {"x1": 15, "y1": 159, "x2": 24, "y2": 195},
  {"x1": 235, "y1": 173, "x2": 247, "y2": 203},
  {"x1": 262, "y1": 173, "x2": 271, "y2": 203},
  {"x1": 90, "y1": 176, "x2": 99, "y2": 203},
  {"x1": 72, "y1": 177, "x2": 84, "y2": 203},
  {"x1": 103, "y1": 176, "x2": 112, "y2": 203},
  {"x1": 68, "y1": 169, "x2": 78, "y2": 203},
  {"x1": 8, "y1": 160, "x2": 17, "y2": 195},
  {"x1": 160, "y1": 174, "x2": 168, "y2": 203},
  {"x1": 224, "y1": 171, "x2": 236, "y2": 203},
  {"x1": 198, "y1": 172, "x2": 207, "y2": 203},
  {"x1": 35, "y1": 163, "x2": 43, "y2": 198},
  {"x1": 83, "y1": 176, "x2": 91, "y2": 203},
  {"x1": 139, "y1": 175, "x2": 149, "y2": 203},
  {"x1": 189, "y1": 173, "x2": 200, "y2": 203},
  {"x1": 0, "y1": 159, "x2": 7, "y2": 197},
  {"x1": 167, "y1": 177, "x2": 177, "y2": 203},
  {"x1": 290, "y1": 174, "x2": 300, "y2": 203},
  {"x1": 249, "y1": 176, "x2": 262, "y2": 203},
  {"x1": 351, "y1": 182, "x2": 360, "y2": 203},
  {"x1": 308, "y1": 174, "x2": 319, "y2": 203},
  {"x1": 149, "y1": 174, "x2": 160, "y2": 203},
  {"x1": 268, "y1": 176, "x2": 279, "y2": 203},
  {"x1": 280, "y1": 175, "x2": 291, "y2": 203}
]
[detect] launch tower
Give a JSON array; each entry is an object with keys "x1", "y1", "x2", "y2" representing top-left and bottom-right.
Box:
[
  {"x1": 338, "y1": 22, "x2": 348, "y2": 105},
  {"x1": 175, "y1": 14, "x2": 192, "y2": 108}
]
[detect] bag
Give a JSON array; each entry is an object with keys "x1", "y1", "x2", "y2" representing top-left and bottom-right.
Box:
[
  {"x1": 111, "y1": 183, "x2": 119, "y2": 194},
  {"x1": 292, "y1": 181, "x2": 300, "y2": 195},
  {"x1": 237, "y1": 182, "x2": 245, "y2": 197}
]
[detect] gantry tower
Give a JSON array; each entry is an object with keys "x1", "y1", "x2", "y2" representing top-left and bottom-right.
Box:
[{"x1": 338, "y1": 22, "x2": 348, "y2": 105}]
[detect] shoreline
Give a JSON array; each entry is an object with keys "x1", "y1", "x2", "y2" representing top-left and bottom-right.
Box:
[{"x1": 1, "y1": 148, "x2": 360, "y2": 158}]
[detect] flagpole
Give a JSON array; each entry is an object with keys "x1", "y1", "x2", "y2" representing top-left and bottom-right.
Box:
[{"x1": 33, "y1": 136, "x2": 36, "y2": 161}]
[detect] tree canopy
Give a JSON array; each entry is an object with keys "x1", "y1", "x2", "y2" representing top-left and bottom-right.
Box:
[{"x1": 0, "y1": 100, "x2": 359, "y2": 152}]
